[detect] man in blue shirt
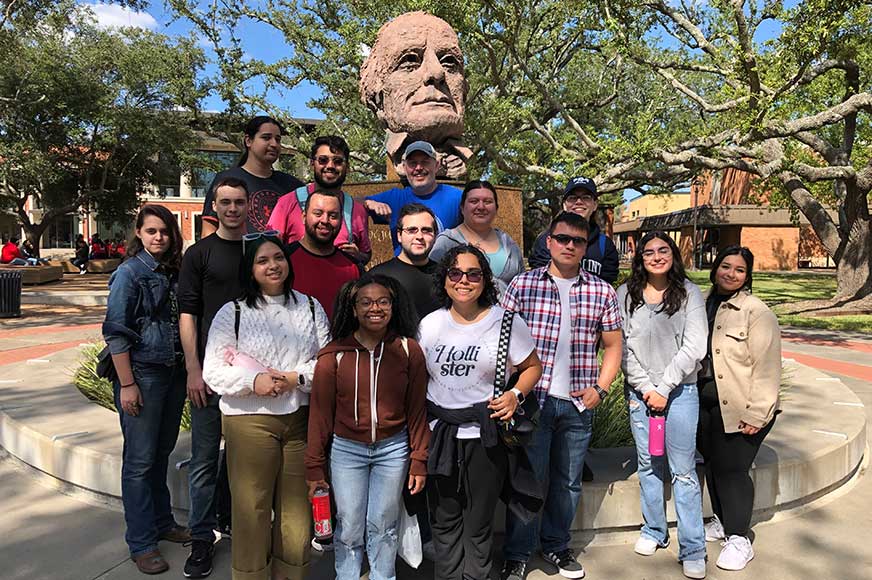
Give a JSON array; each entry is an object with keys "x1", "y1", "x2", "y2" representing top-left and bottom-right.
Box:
[{"x1": 365, "y1": 141, "x2": 462, "y2": 254}]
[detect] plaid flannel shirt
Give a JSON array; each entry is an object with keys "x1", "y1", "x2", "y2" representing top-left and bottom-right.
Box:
[{"x1": 502, "y1": 267, "x2": 622, "y2": 413}]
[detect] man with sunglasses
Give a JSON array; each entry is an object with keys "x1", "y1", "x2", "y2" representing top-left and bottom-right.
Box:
[
  {"x1": 178, "y1": 177, "x2": 250, "y2": 577},
  {"x1": 268, "y1": 135, "x2": 372, "y2": 264},
  {"x1": 364, "y1": 141, "x2": 462, "y2": 255},
  {"x1": 500, "y1": 212, "x2": 623, "y2": 580},
  {"x1": 371, "y1": 203, "x2": 442, "y2": 318},
  {"x1": 528, "y1": 177, "x2": 620, "y2": 284}
]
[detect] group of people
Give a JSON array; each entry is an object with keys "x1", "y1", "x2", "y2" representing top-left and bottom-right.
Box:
[
  {"x1": 1, "y1": 236, "x2": 49, "y2": 266},
  {"x1": 102, "y1": 115, "x2": 782, "y2": 580}
]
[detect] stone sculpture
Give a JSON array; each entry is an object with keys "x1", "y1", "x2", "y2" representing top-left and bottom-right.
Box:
[{"x1": 360, "y1": 11, "x2": 472, "y2": 179}]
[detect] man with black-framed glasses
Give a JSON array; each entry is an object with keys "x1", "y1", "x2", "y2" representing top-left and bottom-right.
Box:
[
  {"x1": 529, "y1": 177, "x2": 620, "y2": 284},
  {"x1": 269, "y1": 135, "x2": 372, "y2": 264},
  {"x1": 500, "y1": 211, "x2": 623, "y2": 580},
  {"x1": 371, "y1": 203, "x2": 442, "y2": 318}
]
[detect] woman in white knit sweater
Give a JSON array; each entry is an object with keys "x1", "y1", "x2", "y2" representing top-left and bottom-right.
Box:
[{"x1": 203, "y1": 233, "x2": 330, "y2": 580}]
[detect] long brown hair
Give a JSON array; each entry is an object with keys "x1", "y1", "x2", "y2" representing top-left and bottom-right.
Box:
[{"x1": 126, "y1": 204, "x2": 183, "y2": 273}]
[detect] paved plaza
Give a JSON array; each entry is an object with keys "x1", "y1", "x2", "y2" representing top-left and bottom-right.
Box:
[{"x1": 1, "y1": 273, "x2": 870, "y2": 580}]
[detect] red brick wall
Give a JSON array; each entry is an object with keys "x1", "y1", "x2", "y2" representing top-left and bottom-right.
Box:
[{"x1": 741, "y1": 226, "x2": 799, "y2": 270}]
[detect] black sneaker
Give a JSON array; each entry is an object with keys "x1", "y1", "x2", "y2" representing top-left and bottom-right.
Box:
[
  {"x1": 542, "y1": 548, "x2": 585, "y2": 579},
  {"x1": 184, "y1": 539, "x2": 214, "y2": 578},
  {"x1": 500, "y1": 559, "x2": 528, "y2": 580}
]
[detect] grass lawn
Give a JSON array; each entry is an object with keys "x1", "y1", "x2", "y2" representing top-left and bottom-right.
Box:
[{"x1": 683, "y1": 270, "x2": 872, "y2": 332}]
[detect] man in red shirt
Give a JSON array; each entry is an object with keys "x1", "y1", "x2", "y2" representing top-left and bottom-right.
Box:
[
  {"x1": 287, "y1": 189, "x2": 362, "y2": 319},
  {"x1": 1, "y1": 237, "x2": 27, "y2": 265}
]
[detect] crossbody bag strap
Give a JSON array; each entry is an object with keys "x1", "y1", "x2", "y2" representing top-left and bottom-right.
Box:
[
  {"x1": 307, "y1": 295, "x2": 316, "y2": 326},
  {"x1": 493, "y1": 310, "x2": 515, "y2": 399},
  {"x1": 233, "y1": 300, "x2": 240, "y2": 341}
]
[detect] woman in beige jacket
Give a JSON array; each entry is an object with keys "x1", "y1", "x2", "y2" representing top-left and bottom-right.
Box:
[{"x1": 697, "y1": 246, "x2": 781, "y2": 572}]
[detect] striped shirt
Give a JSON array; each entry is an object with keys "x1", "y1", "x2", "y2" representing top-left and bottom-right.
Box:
[{"x1": 502, "y1": 267, "x2": 622, "y2": 412}]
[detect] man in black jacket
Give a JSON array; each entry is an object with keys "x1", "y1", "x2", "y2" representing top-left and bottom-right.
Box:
[{"x1": 528, "y1": 177, "x2": 619, "y2": 283}]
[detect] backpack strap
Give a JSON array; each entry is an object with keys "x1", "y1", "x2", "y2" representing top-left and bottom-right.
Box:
[
  {"x1": 307, "y1": 295, "x2": 316, "y2": 326},
  {"x1": 295, "y1": 183, "x2": 355, "y2": 243},
  {"x1": 493, "y1": 310, "x2": 515, "y2": 399},
  {"x1": 598, "y1": 232, "x2": 606, "y2": 256},
  {"x1": 233, "y1": 300, "x2": 240, "y2": 341}
]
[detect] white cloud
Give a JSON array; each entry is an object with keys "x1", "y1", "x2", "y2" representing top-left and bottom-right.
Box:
[{"x1": 84, "y1": 3, "x2": 158, "y2": 31}]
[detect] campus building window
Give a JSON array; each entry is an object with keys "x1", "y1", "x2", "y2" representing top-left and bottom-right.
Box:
[
  {"x1": 45, "y1": 214, "x2": 76, "y2": 248},
  {"x1": 191, "y1": 151, "x2": 238, "y2": 197}
]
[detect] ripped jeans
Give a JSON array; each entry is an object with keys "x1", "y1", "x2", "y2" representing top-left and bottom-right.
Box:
[
  {"x1": 331, "y1": 429, "x2": 410, "y2": 580},
  {"x1": 627, "y1": 384, "x2": 706, "y2": 561}
]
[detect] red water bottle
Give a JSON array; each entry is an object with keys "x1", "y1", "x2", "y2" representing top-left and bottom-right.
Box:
[
  {"x1": 311, "y1": 488, "x2": 333, "y2": 539},
  {"x1": 648, "y1": 410, "x2": 665, "y2": 457}
]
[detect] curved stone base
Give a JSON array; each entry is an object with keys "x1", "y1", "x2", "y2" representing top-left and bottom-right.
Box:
[{"x1": 0, "y1": 349, "x2": 865, "y2": 528}]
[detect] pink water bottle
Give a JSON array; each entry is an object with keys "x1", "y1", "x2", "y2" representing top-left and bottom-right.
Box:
[
  {"x1": 311, "y1": 488, "x2": 333, "y2": 539},
  {"x1": 648, "y1": 410, "x2": 665, "y2": 457}
]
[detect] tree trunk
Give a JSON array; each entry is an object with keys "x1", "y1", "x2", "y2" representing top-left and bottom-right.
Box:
[
  {"x1": 833, "y1": 217, "x2": 872, "y2": 304},
  {"x1": 20, "y1": 221, "x2": 49, "y2": 259}
]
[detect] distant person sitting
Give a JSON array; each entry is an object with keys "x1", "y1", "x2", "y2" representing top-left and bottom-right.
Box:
[
  {"x1": 90, "y1": 234, "x2": 109, "y2": 259},
  {"x1": 268, "y1": 135, "x2": 372, "y2": 264},
  {"x1": 72, "y1": 235, "x2": 89, "y2": 274},
  {"x1": 528, "y1": 177, "x2": 619, "y2": 283},
  {"x1": 1, "y1": 237, "x2": 30, "y2": 265},
  {"x1": 364, "y1": 141, "x2": 462, "y2": 255},
  {"x1": 114, "y1": 238, "x2": 127, "y2": 258},
  {"x1": 288, "y1": 189, "x2": 362, "y2": 319},
  {"x1": 430, "y1": 180, "x2": 524, "y2": 293},
  {"x1": 201, "y1": 116, "x2": 304, "y2": 237},
  {"x1": 21, "y1": 239, "x2": 49, "y2": 264}
]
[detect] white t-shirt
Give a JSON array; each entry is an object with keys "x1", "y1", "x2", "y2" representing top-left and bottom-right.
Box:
[
  {"x1": 419, "y1": 306, "x2": 536, "y2": 439},
  {"x1": 548, "y1": 275, "x2": 577, "y2": 399}
]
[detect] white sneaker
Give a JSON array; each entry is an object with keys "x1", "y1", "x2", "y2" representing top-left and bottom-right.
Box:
[
  {"x1": 717, "y1": 535, "x2": 754, "y2": 571},
  {"x1": 704, "y1": 515, "x2": 725, "y2": 542},
  {"x1": 682, "y1": 558, "x2": 707, "y2": 579},
  {"x1": 634, "y1": 536, "x2": 666, "y2": 556},
  {"x1": 310, "y1": 536, "x2": 334, "y2": 553}
]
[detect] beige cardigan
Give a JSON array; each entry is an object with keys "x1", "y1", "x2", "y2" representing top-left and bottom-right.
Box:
[{"x1": 709, "y1": 290, "x2": 782, "y2": 431}]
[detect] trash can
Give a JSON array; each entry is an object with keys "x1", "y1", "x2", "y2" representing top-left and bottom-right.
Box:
[{"x1": 0, "y1": 270, "x2": 22, "y2": 318}]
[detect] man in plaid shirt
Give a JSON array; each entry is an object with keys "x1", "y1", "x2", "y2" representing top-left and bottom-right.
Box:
[{"x1": 500, "y1": 212, "x2": 623, "y2": 580}]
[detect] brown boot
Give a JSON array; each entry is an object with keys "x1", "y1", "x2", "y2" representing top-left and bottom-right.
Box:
[
  {"x1": 158, "y1": 524, "x2": 191, "y2": 543},
  {"x1": 131, "y1": 549, "x2": 169, "y2": 575}
]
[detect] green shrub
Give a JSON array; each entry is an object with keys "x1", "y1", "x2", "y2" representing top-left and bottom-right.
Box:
[
  {"x1": 591, "y1": 370, "x2": 634, "y2": 449},
  {"x1": 73, "y1": 341, "x2": 192, "y2": 431}
]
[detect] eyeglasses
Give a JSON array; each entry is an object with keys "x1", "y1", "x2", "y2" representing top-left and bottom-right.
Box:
[
  {"x1": 356, "y1": 297, "x2": 392, "y2": 309},
  {"x1": 550, "y1": 234, "x2": 588, "y2": 247},
  {"x1": 564, "y1": 194, "x2": 596, "y2": 205},
  {"x1": 641, "y1": 247, "x2": 672, "y2": 260},
  {"x1": 242, "y1": 229, "x2": 281, "y2": 252},
  {"x1": 314, "y1": 155, "x2": 346, "y2": 166},
  {"x1": 447, "y1": 268, "x2": 484, "y2": 283},
  {"x1": 399, "y1": 226, "x2": 436, "y2": 236}
]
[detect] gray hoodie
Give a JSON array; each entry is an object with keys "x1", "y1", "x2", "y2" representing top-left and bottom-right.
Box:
[
  {"x1": 616, "y1": 279, "x2": 708, "y2": 398},
  {"x1": 429, "y1": 227, "x2": 525, "y2": 290}
]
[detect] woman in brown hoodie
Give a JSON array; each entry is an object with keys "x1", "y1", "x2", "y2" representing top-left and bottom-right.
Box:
[{"x1": 305, "y1": 273, "x2": 429, "y2": 580}]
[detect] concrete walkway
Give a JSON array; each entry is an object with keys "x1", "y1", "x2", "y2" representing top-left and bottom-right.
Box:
[{"x1": 0, "y1": 322, "x2": 869, "y2": 580}]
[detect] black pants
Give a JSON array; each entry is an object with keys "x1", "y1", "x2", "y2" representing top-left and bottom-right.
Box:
[
  {"x1": 428, "y1": 438, "x2": 507, "y2": 580},
  {"x1": 696, "y1": 379, "x2": 775, "y2": 537}
]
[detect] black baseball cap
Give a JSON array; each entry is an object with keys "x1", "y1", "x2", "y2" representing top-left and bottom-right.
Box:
[{"x1": 562, "y1": 176, "x2": 598, "y2": 200}]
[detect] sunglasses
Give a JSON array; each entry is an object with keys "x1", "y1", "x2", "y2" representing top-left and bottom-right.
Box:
[
  {"x1": 314, "y1": 155, "x2": 346, "y2": 166},
  {"x1": 399, "y1": 226, "x2": 436, "y2": 236},
  {"x1": 550, "y1": 234, "x2": 588, "y2": 247},
  {"x1": 242, "y1": 229, "x2": 281, "y2": 252},
  {"x1": 447, "y1": 268, "x2": 484, "y2": 283}
]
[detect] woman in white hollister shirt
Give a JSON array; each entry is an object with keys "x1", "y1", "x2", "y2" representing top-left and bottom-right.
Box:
[
  {"x1": 419, "y1": 244, "x2": 542, "y2": 580},
  {"x1": 203, "y1": 233, "x2": 330, "y2": 580}
]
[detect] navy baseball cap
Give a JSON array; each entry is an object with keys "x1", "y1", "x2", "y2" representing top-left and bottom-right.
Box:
[
  {"x1": 562, "y1": 176, "x2": 598, "y2": 199},
  {"x1": 403, "y1": 141, "x2": 437, "y2": 160}
]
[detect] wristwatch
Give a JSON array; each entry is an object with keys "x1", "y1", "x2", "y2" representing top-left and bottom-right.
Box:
[
  {"x1": 510, "y1": 387, "x2": 525, "y2": 403},
  {"x1": 297, "y1": 374, "x2": 306, "y2": 387},
  {"x1": 593, "y1": 385, "x2": 609, "y2": 400}
]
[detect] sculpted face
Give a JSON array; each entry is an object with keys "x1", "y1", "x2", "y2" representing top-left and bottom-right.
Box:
[{"x1": 361, "y1": 12, "x2": 467, "y2": 141}]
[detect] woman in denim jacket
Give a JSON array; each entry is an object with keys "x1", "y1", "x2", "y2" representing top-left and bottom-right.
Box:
[{"x1": 102, "y1": 204, "x2": 188, "y2": 575}]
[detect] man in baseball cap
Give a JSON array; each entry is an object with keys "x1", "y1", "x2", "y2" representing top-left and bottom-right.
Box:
[
  {"x1": 365, "y1": 141, "x2": 463, "y2": 254},
  {"x1": 528, "y1": 176, "x2": 619, "y2": 283}
]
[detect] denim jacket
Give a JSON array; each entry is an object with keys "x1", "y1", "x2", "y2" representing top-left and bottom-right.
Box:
[{"x1": 102, "y1": 250, "x2": 180, "y2": 366}]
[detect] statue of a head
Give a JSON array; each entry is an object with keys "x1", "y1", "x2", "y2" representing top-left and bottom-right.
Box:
[{"x1": 360, "y1": 12, "x2": 468, "y2": 145}]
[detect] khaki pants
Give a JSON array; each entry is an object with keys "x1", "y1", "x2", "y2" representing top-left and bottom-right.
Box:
[{"x1": 223, "y1": 409, "x2": 311, "y2": 580}]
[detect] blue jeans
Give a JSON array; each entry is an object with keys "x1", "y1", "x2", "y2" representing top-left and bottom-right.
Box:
[
  {"x1": 114, "y1": 361, "x2": 187, "y2": 557},
  {"x1": 330, "y1": 430, "x2": 410, "y2": 580},
  {"x1": 188, "y1": 392, "x2": 222, "y2": 540},
  {"x1": 504, "y1": 396, "x2": 593, "y2": 561},
  {"x1": 627, "y1": 384, "x2": 706, "y2": 561}
]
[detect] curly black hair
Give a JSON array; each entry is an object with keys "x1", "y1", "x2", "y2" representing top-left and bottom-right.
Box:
[
  {"x1": 432, "y1": 244, "x2": 499, "y2": 309},
  {"x1": 330, "y1": 273, "x2": 419, "y2": 339},
  {"x1": 625, "y1": 231, "x2": 688, "y2": 317}
]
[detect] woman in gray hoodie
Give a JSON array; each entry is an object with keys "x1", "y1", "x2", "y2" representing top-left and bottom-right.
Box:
[
  {"x1": 617, "y1": 231, "x2": 708, "y2": 579},
  {"x1": 429, "y1": 180, "x2": 524, "y2": 292}
]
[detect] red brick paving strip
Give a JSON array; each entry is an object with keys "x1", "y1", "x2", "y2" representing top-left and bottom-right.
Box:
[
  {"x1": 783, "y1": 350, "x2": 872, "y2": 383},
  {"x1": 0, "y1": 340, "x2": 88, "y2": 367},
  {"x1": 0, "y1": 323, "x2": 102, "y2": 339}
]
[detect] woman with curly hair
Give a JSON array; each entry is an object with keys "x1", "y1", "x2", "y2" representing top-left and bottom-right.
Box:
[
  {"x1": 420, "y1": 244, "x2": 542, "y2": 580},
  {"x1": 617, "y1": 231, "x2": 708, "y2": 579},
  {"x1": 305, "y1": 273, "x2": 429, "y2": 580}
]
